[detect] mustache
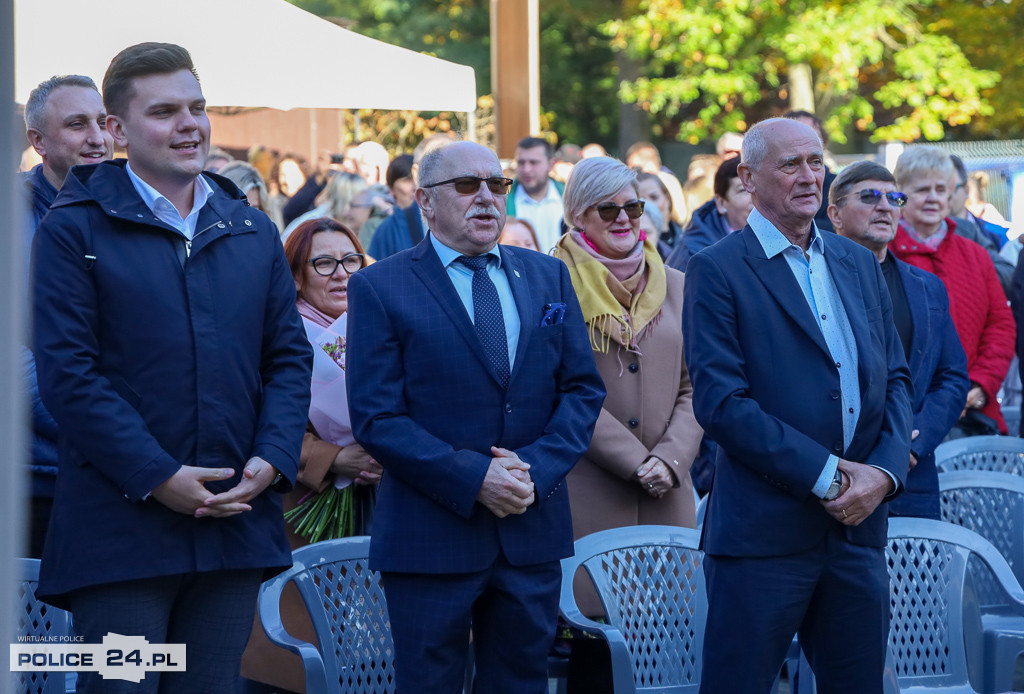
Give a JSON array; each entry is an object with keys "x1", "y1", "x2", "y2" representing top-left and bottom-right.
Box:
[{"x1": 465, "y1": 205, "x2": 500, "y2": 219}]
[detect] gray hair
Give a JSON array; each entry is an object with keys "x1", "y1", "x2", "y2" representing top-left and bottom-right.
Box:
[
  {"x1": 829, "y1": 161, "x2": 896, "y2": 207},
  {"x1": 893, "y1": 145, "x2": 953, "y2": 189},
  {"x1": 741, "y1": 117, "x2": 822, "y2": 171},
  {"x1": 416, "y1": 144, "x2": 454, "y2": 188},
  {"x1": 316, "y1": 172, "x2": 368, "y2": 221},
  {"x1": 351, "y1": 183, "x2": 392, "y2": 207},
  {"x1": 25, "y1": 75, "x2": 100, "y2": 132},
  {"x1": 412, "y1": 133, "x2": 460, "y2": 185},
  {"x1": 563, "y1": 157, "x2": 638, "y2": 230},
  {"x1": 218, "y1": 161, "x2": 268, "y2": 201},
  {"x1": 950, "y1": 155, "x2": 968, "y2": 185}
]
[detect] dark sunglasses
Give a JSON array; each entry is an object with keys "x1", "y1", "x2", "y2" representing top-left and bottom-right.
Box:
[
  {"x1": 838, "y1": 189, "x2": 908, "y2": 208},
  {"x1": 422, "y1": 176, "x2": 513, "y2": 195},
  {"x1": 594, "y1": 200, "x2": 645, "y2": 222},
  {"x1": 308, "y1": 253, "x2": 365, "y2": 276}
]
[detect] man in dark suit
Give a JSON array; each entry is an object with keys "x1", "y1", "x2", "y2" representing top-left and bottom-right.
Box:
[
  {"x1": 683, "y1": 118, "x2": 913, "y2": 693},
  {"x1": 828, "y1": 161, "x2": 969, "y2": 519},
  {"x1": 346, "y1": 141, "x2": 605, "y2": 693}
]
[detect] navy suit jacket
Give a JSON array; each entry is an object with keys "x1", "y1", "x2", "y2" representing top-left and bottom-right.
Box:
[
  {"x1": 683, "y1": 226, "x2": 913, "y2": 557},
  {"x1": 889, "y1": 258, "x2": 969, "y2": 517},
  {"x1": 346, "y1": 238, "x2": 605, "y2": 574}
]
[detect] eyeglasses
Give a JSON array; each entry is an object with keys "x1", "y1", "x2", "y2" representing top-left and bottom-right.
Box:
[
  {"x1": 422, "y1": 176, "x2": 513, "y2": 195},
  {"x1": 593, "y1": 200, "x2": 645, "y2": 222},
  {"x1": 837, "y1": 189, "x2": 908, "y2": 208},
  {"x1": 308, "y1": 253, "x2": 365, "y2": 276}
]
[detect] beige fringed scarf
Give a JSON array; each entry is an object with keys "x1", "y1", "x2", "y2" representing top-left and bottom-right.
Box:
[{"x1": 554, "y1": 231, "x2": 666, "y2": 353}]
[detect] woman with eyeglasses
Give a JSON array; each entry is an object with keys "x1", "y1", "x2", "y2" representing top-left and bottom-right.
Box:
[
  {"x1": 241, "y1": 217, "x2": 380, "y2": 694},
  {"x1": 554, "y1": 157, "x2": 702, "y2": 618},
  {"x1": 889, "y1": 146, "x2": 1015, "y2": 437}
]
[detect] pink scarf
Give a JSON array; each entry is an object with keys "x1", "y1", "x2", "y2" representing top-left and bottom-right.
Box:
[
  {"x1": 574, "y1": 231, "x2": 649, "y2": 297},
  {"x1": 296, "y1": 297, "x2": 338, "y2": 329}
]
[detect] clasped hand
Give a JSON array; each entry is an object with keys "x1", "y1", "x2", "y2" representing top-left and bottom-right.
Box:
[
  {"x1": 151, "y1": 456, "x2": 278, "y2": 519},
  {"x1": 476, "y1": 446, "x2": 535, "y2": 518},
  {"x1": 634, "y1": 457, "x2": 675, "y2": 498},
  {"x1": 331, "y1": 444, "x2": 382, "y2": 485},
  {"x1": 820, "y1": 458, "x2": 894, "y2": 526}
]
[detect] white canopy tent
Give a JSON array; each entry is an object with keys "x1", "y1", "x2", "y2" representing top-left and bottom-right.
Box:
[{"x1": 14, "y1": 0, "x2": 477, "y2": 113}]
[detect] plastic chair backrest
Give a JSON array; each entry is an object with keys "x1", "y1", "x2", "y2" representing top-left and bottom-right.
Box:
[
  {"x1": 16, "y1": 558, "x2": 74, "y2": 694},
  {"x1": 934, "y1": 436, "x2": 1024, "y2": 474},
  {"x1": 258, "y1": 537, "x2": 394, "y2": 694},
  {"x1": 939, "y1": 471, "x2": 1024, "y2": 608},
  {"x1": 561, "y1": 525, "x2": 706, "y2": 693},
  {"x1": 886, "y1": 518, "x2": 1024, "y2": 693}
]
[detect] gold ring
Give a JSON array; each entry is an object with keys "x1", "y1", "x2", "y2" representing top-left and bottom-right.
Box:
[{"x1": 842, "y1": 508, "x2": 848, "y2": 519}]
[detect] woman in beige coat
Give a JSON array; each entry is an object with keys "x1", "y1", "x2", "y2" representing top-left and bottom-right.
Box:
[{"x1": 555, "y1": 157, "x2": 703, "y2": 616}]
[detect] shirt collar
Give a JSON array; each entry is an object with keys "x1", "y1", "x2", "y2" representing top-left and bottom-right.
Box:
[
  {"x1": 429, "y1": 231, "x2": 503, "y2": 269},
  {"x1": 747, "y1": 207, "x2": 825, "y2": 259},
  {"x1": 125, "y1": 162, "x2": 214, "y2": 221}
]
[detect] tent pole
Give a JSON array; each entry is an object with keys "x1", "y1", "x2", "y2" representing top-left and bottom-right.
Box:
[{"x1": 3, "y1": 0, "x2": 28, "y2": 651}]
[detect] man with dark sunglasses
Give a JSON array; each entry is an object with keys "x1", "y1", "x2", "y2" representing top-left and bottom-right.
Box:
[
  {"x1": 828, "y1": 160, "x2": 968, "y2": 520},
  {"x1": 346, "y1": 141, "x2": 605, "y2": 694}
]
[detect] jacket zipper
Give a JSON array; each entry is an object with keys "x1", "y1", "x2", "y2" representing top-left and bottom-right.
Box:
[{"x1": 184, "y1": 220, "x2": 224, "y2": 259}]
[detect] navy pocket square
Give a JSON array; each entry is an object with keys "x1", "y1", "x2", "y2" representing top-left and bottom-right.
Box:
[{"x1": 540, "y1": 303, "x2": 566, "y2": 326}]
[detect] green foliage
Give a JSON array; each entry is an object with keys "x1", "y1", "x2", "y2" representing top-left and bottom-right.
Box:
[
  {"x1": 608, "y1": 0, "x2": 1002, "y2": 143},
  {"x1": 538, "y1": 0, "x2": 622, "y2": 145},
  {"x1": 924, "y1": 0, "x2": 1024, "y2": 139},
  {"x1": 288, "y1": 0, "x2": 1013, "y2": 147}
]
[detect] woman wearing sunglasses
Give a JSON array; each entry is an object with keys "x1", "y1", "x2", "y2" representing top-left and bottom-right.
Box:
[
  {"x1": 889, "y1": 146, "x2": 1015, "y2": 437},
  {"x1": 241, "y1": 217, "x2": 381, "y2": 693},
  {"x1": 554, "y1": 157, "x2": 702, "y2": 618}
]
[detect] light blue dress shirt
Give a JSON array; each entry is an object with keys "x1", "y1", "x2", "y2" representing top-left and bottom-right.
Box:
[
  {"x1": 748, "y1": 208, "x2": 860, "y2": 498},
  {"x1": 430, "y1": 233, "x2": 521, "y2": 369},
  {"x1": 126, "y1": 162, "x2": 213, "y2": 241}
]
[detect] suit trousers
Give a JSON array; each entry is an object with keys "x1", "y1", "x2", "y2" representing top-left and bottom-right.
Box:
[
  {"x1": 382, "y1": 553, "x2": 562, "y2": 694},
  {"x1": 69, "y1": 569, "x2": 263, "y2": 694},
  {"x1": 700, "y1": 524, "x2": 890, "y2": 694}
]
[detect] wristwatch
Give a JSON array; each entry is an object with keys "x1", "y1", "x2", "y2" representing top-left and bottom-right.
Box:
[{"x1": 823, "y1": 470, "x2": 843, "y2": 501}]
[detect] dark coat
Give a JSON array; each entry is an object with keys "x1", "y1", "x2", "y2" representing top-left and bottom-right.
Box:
[
  {"x1": 346, "y1": 239, "x2": 605, "y2": 573},
  {"x1": 667, "y1": 200, "x2": 727, "y2": 272},
  {"x1": 32, "y1": 160, "x2": 313, "y2": 605},
  {"x1": 21, "y1": 165, "x2": 61, "y2": 495},
  {"x1": 683, "y1": 226, "x2": 913, "y2": 556},
  {"x1": 367, "y1": 202, "x2": 424, "y2": 260},
  {"x1": 888, "y1": 258, "x2": 969, "y2": 518}
]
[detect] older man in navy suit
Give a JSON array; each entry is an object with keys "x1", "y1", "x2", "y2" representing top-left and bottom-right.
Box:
[
  {"x1": 683, "y1": 119, "x2": 913, "y2": 693},
  {"x1": 346, "y1": 141, "x2": 605, "y2": 694},
  {"x1": 828, "y1": 160, "x2": 969, "y2": 519}
]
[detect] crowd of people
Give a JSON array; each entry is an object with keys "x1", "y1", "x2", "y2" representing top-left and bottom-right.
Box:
[{"x1": 17, "y1": 40, "x2": 1023, "y2": 694}]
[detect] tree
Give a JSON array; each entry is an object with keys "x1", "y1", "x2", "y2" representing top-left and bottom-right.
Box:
[
  {"x1": 925, "y1": 0, "x2": 1024, "y2": 139},
  {"x1": 606, "y1": 0, "x2": 1001, "y2": 143}
]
